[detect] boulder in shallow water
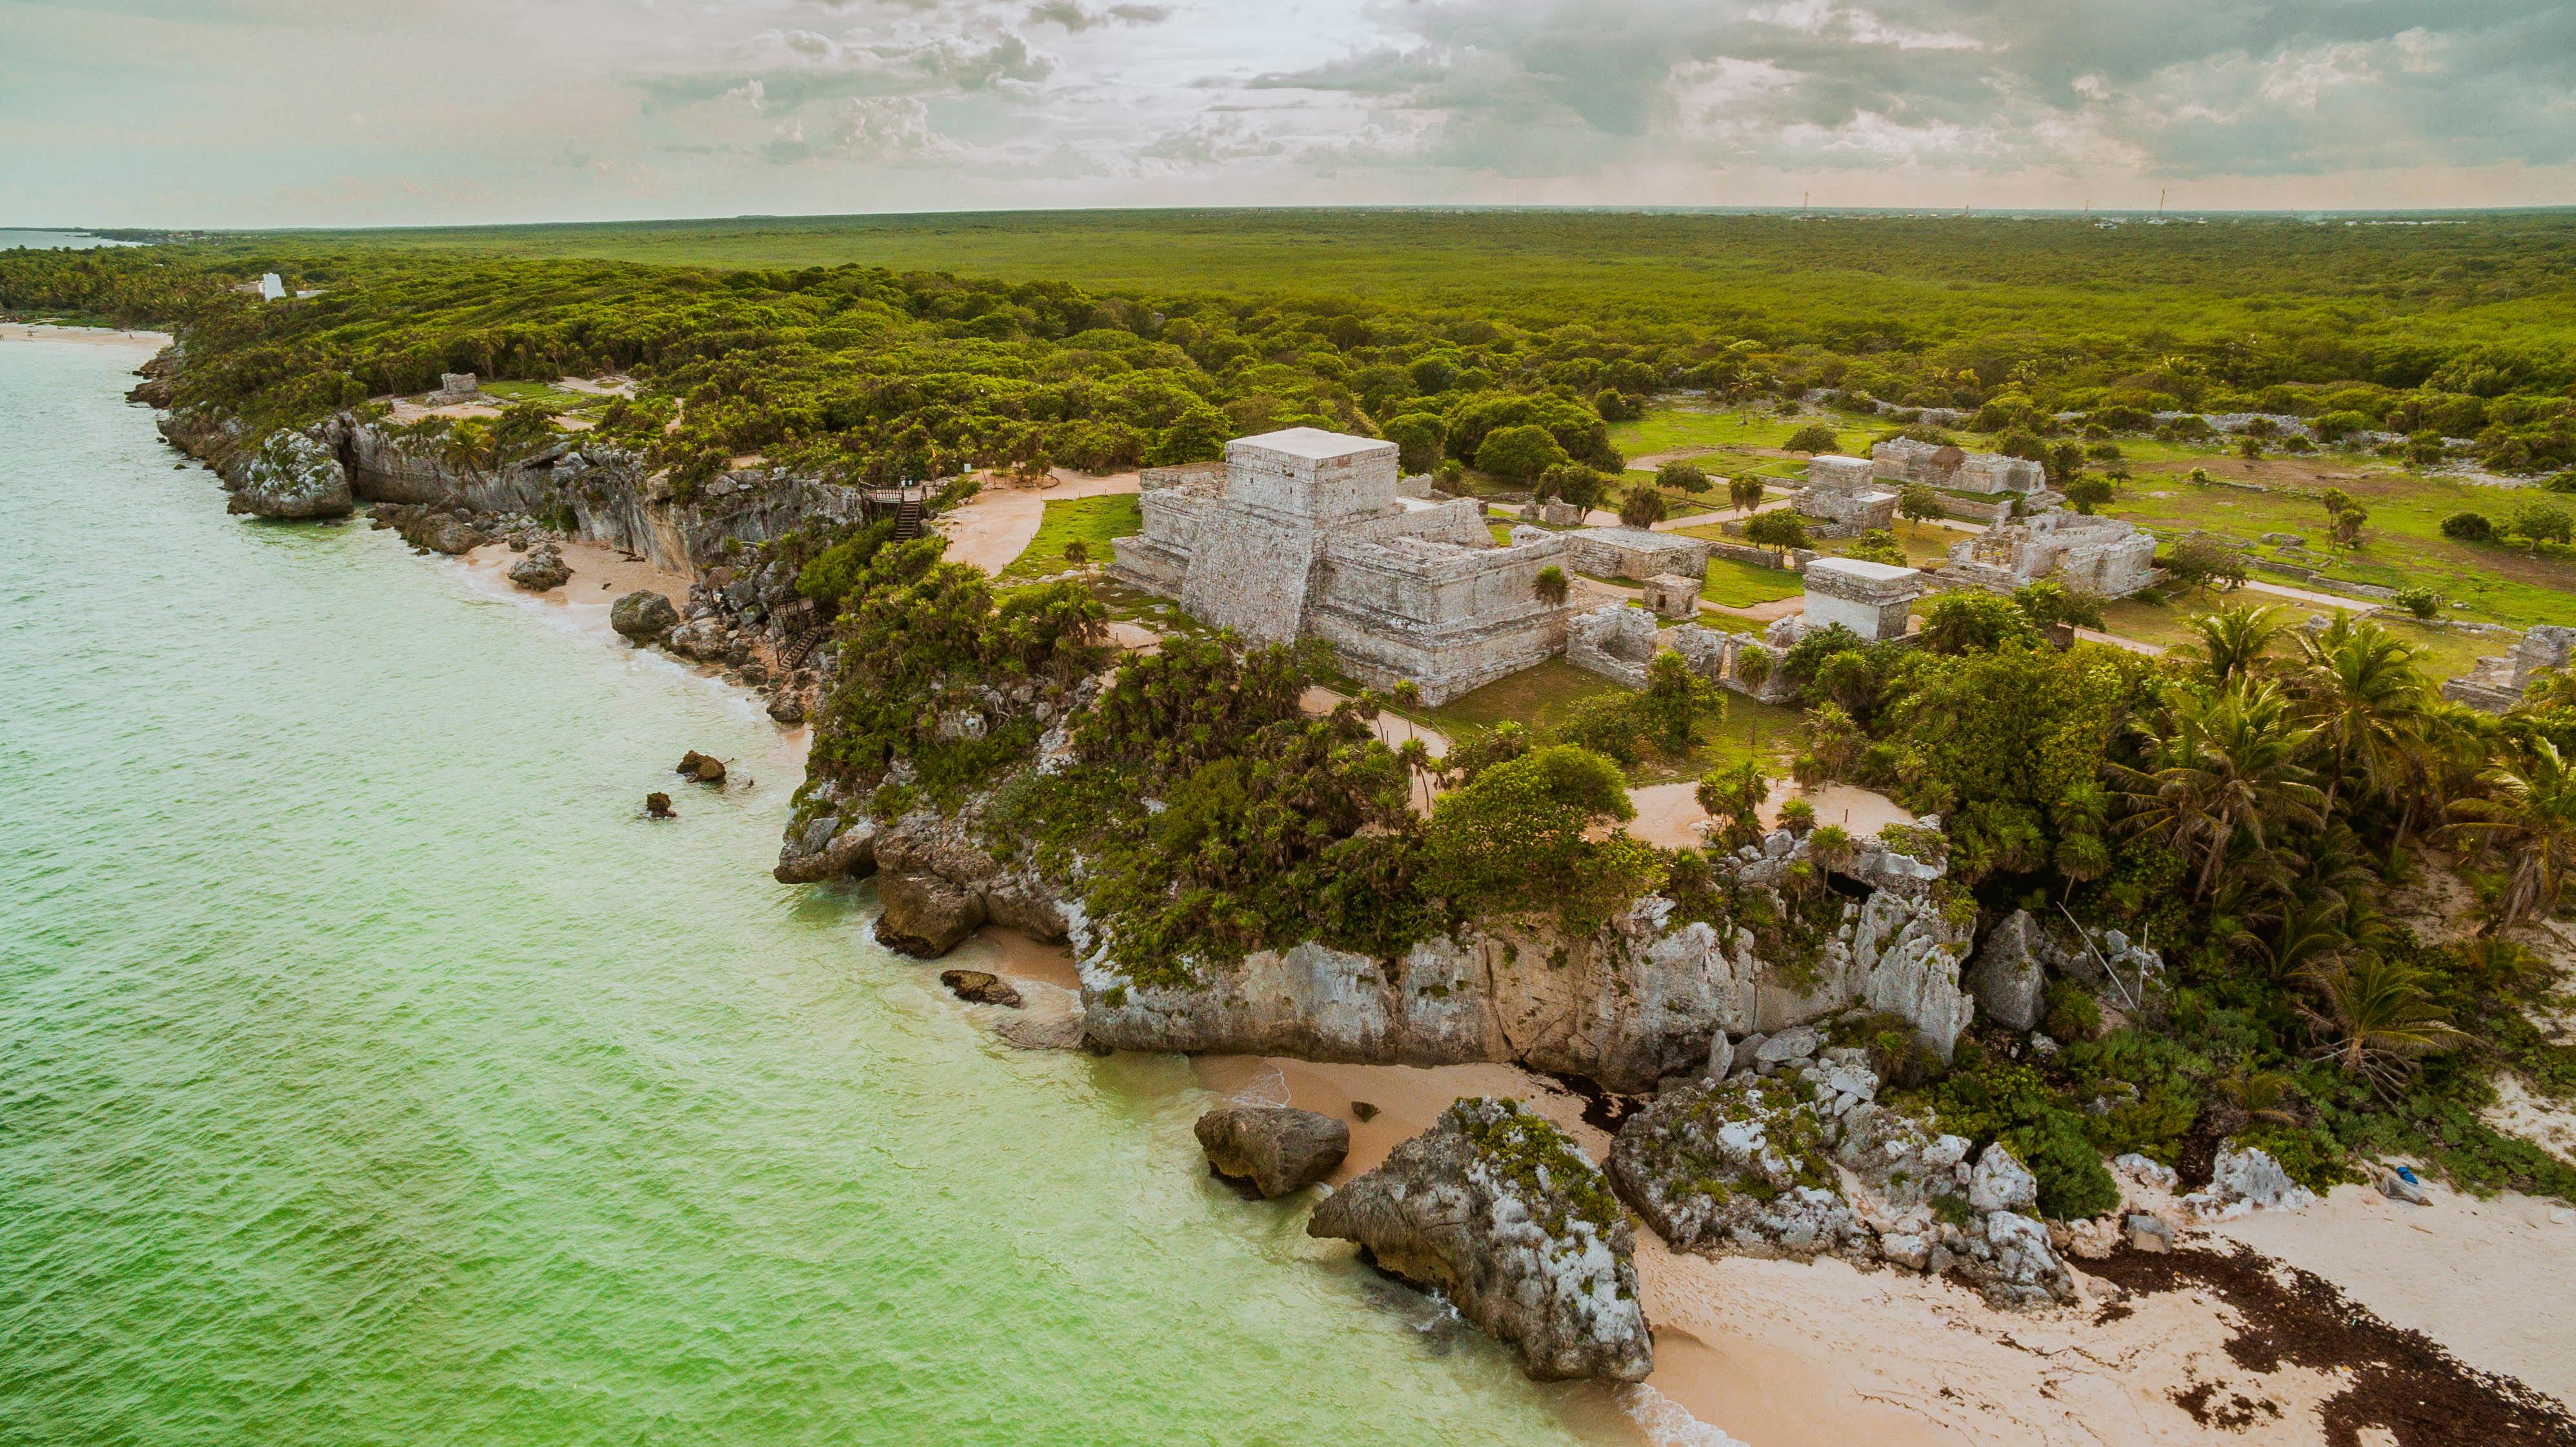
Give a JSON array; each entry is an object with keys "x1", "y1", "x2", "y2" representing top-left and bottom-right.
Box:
[
  {"x1": 645, "y1": 793, "x2": 674, "y2": 819},
  {"x1": 874, "y1": 871, "x2": 986, "y2": 958},
  {"x1": 1308, "y1": 1097, "x2": 1651, "y2": 1382},
  {"x1": 676, "y1": 751, "x2": 727, "y2": 785},
  {"x1": 611, "y1": 590, "x2": 679, "y2": 640},
  {"x1": 1195, "y1": 1105, "x2": 1348, "y2": 1199},
  {"x1": 403, "y1": 512, "x2": 484, "y2": 555},
  {"x1": 507, "y1": 544, "x2": 571, "y2": 592},
  {"x1": 939, "y1": 969, "x2": 1023, "y2": 1008},
  {"x1": 225, "y1": 429, "x2": 352, "y2": 520}
]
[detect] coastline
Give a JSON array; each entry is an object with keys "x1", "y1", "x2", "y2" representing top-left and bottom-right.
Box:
[
  {"x1": 90, "y1": 330, "x2": 2576, "y2": 1447},
  {"x1": 0, "y1": 322, "x2": 170, "y2": 349}
]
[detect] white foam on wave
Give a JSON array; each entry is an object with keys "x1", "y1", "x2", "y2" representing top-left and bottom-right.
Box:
[{"x1": 1615, "y1": 1383, "x2": 1751, "y2": 1447}]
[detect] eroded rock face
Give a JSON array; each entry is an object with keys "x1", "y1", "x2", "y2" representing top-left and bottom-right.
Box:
[
  {"x1": 1307, "y1": 1098, "x2": 1651, "y2": 1382},
  {"x1": 1967, "y1": 909, "x2": 2048, "y2": 1032},
  {"x1": 224, "y1": 429, "x2": 353, "y2": 520},
  {"x1": 868, "y1": 804, "x2": 1069, "y2": 958},
  {"x1": 774, "y1": 813, "x2": 878, "y2": 884},
  {"x1": 1194, "y1": 1105, "x2": 1347, "y2": 1198},
  {"x1": 610, "y1": 590, "x2": 679, "y2": 640},
  {"x1": 2184, "y1": 1144, "x2": 2318, "y2": 1220}
]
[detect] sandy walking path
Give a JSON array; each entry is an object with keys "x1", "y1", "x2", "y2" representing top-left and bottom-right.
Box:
[{"x1": 936, "y1": 469, "x2": 1142, "y2": 577}]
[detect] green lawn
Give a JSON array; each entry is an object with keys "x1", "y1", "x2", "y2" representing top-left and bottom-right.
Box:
[
  {"x1": 1000, "y1": 494, "x2": 1143, "y2": 580},
  {"x1": 2095, "y1": 585, "x2": 2501, "y2": 682},
  {"x1": 478, "y1": 379, "x2": 610, "y2": 414},
  {"x1": 1609, "y1": 406, "x2": 1877, "y2": 460},
  {"x1": 2103, "y1": 469, "x2": 2576, "y2": 627},
  {"x1": 1697, "y1": 554, "x2": 1807, "y2": 607},
  {"x1": 1418, "y1": 657, "x2": 1803, "y2": 783}
]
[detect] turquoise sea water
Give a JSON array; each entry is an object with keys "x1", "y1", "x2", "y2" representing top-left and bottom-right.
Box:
[{"x1": 0, "y1": 339, "x2": 1636, "y2": 1446}]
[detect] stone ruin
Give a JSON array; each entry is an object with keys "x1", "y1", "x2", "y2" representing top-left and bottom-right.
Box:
[
  {"x1": 1800, "y1": 557, "x2": 1923, "y2": 643},
  {"x1": 427, "y1": 372, "x2": 481, "y2": 405},
  {"x1": 1872, "y1": 437, "x2": 2045, "y2": 496},
  {"x1": 1111, "y1": 427, "x2": 1569, "y2": 704},
  {"x1": 1640, "y1": 572, "x2": 1702, "y2": 620},
  {"x1": 2442, "y1": 625, "x2": 2576, "y2": 713},
  {"x1": 1944, "y1": 498, "x2": 2160, "y2": 599},
  {"x1": 1565, "y1": 525, "x2": 1711, "y2": 583},
  {"x1": 1795, "y1": 455, "x2": 1899, "y2": 536},
  {"x1": 1567, "y1": 607, "x2": 1804, "y2": 705},
  {"x1": 1524, "y1": 499, "x2": 1585, "y2": 527},
  {"x1": 1565, "y1": 604, "x2": 1663, "y2": 689}
]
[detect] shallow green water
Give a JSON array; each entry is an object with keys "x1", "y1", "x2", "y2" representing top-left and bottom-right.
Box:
[{"x1": 0, "y1": 340, "x2": 1635, "y2": 1446}]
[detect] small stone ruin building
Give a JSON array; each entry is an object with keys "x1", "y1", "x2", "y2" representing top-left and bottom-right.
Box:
[
  {"x1": 1110, "y1": 427, "x2": 1570, "y2": 703},
  {"x1": 427, "y1": 372, "x2": 481, "y2": 405},
  {"x1": 1944, "y1": 500, "x2": 2160, "y2": 599},
  {"x1": 1800, "y1": 557, "x2": 1923, "y2": 642},
  {"x1": 1872, "y1": 438, "x2": 2045, "y2": 495},
  {"x1": 1795, "y1": 455, "x2": 1900, "y2": 535},
  {"x1": 2442, "y1": 625, "x2": 2576, "y2": 713},
  {"x1": 1640, "y1": 572, "x2": 1702, "y2": 620},
  {"x1": 1565, "y1": 525, "x2": 1711, "y2": 583}
]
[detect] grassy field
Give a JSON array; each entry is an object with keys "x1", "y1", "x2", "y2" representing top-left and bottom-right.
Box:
[
  {"x1": 2103, "y1": 463, "x2": 2576, "y2": 627},
  {"x1": 1609, "y1": 405, "x2": 1874, "y2": 460},
  {"x1": 1000, "y1": 494, "x2": 1142, "y2": 580},
  {"x1": 1698, "y1": 554, "x2": 1808, "y2": 607},
  {"x1": 1422, "y1": 658, "x2": 1801, "y2": 782},
  {"x1": 259, "y1": 209, "x2": 2576, "y2": 362}
]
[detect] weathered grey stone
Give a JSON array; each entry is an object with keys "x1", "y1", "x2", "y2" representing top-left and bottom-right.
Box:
[
  {"x1": 507, "y1": 544, "x2": 571, "y2": 592},
  {"x1": 1967, "y1": 909, "x2": 2048, "y2": 1032},
  {"x1": 1609, "y1": 1076, "x2": 1873, "y2": 1262},
  {"x1": 2127, "y1": 1213, "x2": 2175, "y2": 1251},
  {"x1": 225, "y1": 428, "x2": 353, "y2": 519},
  {"x1": 1194, "y1": 1105, "x2": 1348, "y2": 1198},
  {"x1": 774, "y1": 816, "x2": 878, "y2": 884},
  {"x1": 1755, "y1": 1026, "x2": 1820, "y2": 1064},
  {"x1": 2186, "y1": 1144, "x2": 2317, "y2": 1219},
  {"x1": 1309, "y1": 1098, "x2": 1651, "y2": 1382},
  {"x1": 874, "y1": 871, "x2": 987, "y2": 958},
  {"x1": 1968, "y1": 1143, "x2": 2038, "y2": 1215},
  {"x1": 610, "y1": 590, "x2": 679, "y2": 639}
]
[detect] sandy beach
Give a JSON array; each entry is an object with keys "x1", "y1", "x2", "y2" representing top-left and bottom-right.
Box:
[{"x1": 0, "y1": 322, "x2": 169, "y2": 350}]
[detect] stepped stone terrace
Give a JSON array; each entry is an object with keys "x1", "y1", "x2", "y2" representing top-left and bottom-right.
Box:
[{"x1": 1111, "y1": 427, "x2": 1571, "y2": 704}]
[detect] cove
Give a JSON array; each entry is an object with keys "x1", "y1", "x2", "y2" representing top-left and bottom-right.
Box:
[{"x1": 0, "y1": 338, "x2": 1635, "y2": 1446}]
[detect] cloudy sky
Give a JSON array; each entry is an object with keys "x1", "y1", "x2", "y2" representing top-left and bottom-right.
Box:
[{"x1": 4, "y1": 0, "x2": 2571, "y2": 226}]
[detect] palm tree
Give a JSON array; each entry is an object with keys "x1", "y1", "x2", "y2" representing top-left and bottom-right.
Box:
[
  {"x1": 2448, "y1": 738, "x2": 2576, "y2": 926},
  {"x1": 2298, "y1": 951, "x2": 2468, "y2": 1091},
  {"x1": 2255, "y1": 891, "x2": 2351, "y2": 983},
  {"x1": 2175, "y1": 603, "x2": 2291, "y2": 687},
  {"x1": 2120, "y1": 680, "x2": 2326, "y2": 899},
  {"x1": 2289, "y1": 615, "x2": 2431, "y2": 813},
  {"x1": 2211, "y1": 1055, "x2": 2302, "y2": 1126},
  {"x1": 1696, "y1": 760, "x2": 1769, "y2": 851}
]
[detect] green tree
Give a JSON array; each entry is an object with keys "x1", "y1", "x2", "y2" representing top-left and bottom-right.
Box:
[
  {"x1": 2299, "y1": 952, "x2": 2468, "y2": 1093},
  {"x1": 2164, "y1": 534, "x2": 2247, "y2": 593},
  {"x1": 2120, "y1": 680, "x2": 2326, "y2": 899},
  {"x1": 1783, "y1": 422, "x2": 1839, "y2": 454},
  {"x1": 1897, "y1": 482, "x2": 1946, "y2": 533},
  {"x1": 2448, "y1": 738, "x2": 2576, "y2": 926},
  {"x1": 1474, "y1": 423, "x2": 1571, "y2": 481},
  {"x1": 1729, "y1": 476, "x2": 1768, "y2": 515},
  {"x1": 2060, "y1": 474, "x2": 2113, "y2": 514},
  {"x1": 1744, "y1": 510, "x2": 1809, "y2": 565},
  {"x1": 1919, "y1": 591, "x2": 2036, "y2": 654},
  {"x1": 1643, "y1": 648, "x2": 1718, "y2": 753},
  {"x1": 1618, "y1": 484, "x2": 1669, "y2": 529},
  {"x1": 1657, "y1": 459, "x2": 1711, "y2": 496},
  {"x1": 1695, "y1": 760, "x2": 1769, "y2": 851},
  {"x1": 2012, "y1": 578, "x2": 2105, "y2": 632},
  {"x1": 1423, "y1": 745, "x2": 1658, "y2": 933},
  {"x1": 2505, "y1": 498, "x2": 2573, "y2": 549},
  {"x1": 1380, "y1": 412, "x2": 1449, "y2": 474},
  {"x1": 1897, "y1": 643, "x2": 2128, "y2": 884},
  {"x1": 2175, "y1": 603, "x2": 2289, "y2": 686},
  {"x1": 2289, "y1": 615, "x2": 2431, "y2": 813},
  {"x1": 1594, "y1": 387, "x2": 1642, "y2": 421}
]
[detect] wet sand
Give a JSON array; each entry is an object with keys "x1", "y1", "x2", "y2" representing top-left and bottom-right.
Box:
[{"x1": 0, "y1": 323, "x2": 169, "y2": 350}]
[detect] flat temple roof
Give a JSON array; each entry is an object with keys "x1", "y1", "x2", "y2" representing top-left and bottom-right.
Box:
[
  {"x1": 1227, "y1": 426, "x2": 1396, "y2": 461},
  {"x1": 1806, "y1": 556, "x2": 1921, "y2": 582}
]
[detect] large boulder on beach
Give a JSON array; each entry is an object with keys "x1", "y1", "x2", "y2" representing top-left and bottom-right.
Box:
[
  {"x1": 399, "y1": 511, "x2": 484, "y2": 555},
  {"x1": 225, "y1": 429, "x2": 352, "y2": 519},
  {"x1": 667, "y1": 616, "x2": 732, "y2": 662},
  {"x1": 1195, "y1": 1105, "x2": 1347, "y2": 1199},
  {"x1": 507, "y1": 543, "x2": 571, "y2": 592},
  {"x1": 1607, "y1": 1075, "x2": 1875, "y2": 1261},
  {"x1": 1307, "y1": 1097, "x2": 1651, "y2": 1382},
  {"x1": 874, "y1": 871, "x2": 988, "y2": 958},
  {"x1": 610, "y1": 590, "x2": 679, "y2": 640}
]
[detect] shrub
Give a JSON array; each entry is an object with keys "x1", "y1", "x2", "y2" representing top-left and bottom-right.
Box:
[
  {"x1": 1744, "y1": 509, "x2": 1810, "y2": 563},
  {"x1": 1534, "y1": 564, "x2": 1569, "y2": 605},
  {"x1": 1783, "y1": 422, "x2": 1840, "y2": 454},
  {"x1": 1423, "y1": 744, "x2": 1658, "y2": 933},
  {"x1": 2505, "y1": 498, "x2": 2573, "y2": 547},
  {"x1": 1931, "y1": 1060, "x2": 2120, "y2": 1220},
  {"x1": 2164, "y1": 534, "x2": 2247, "y2": 591},
  {"x1": 1842, "y1": 529, "x2": 1906, "y2": 567},
  {"x1": 2440, "y1": 511, "x2": 2495, "y2": 541},
  {"x1": 1594, "y1": 387, "x2": 1642, "y2": 421},
  {"x1": 1920, "y1": 590, "x2": 2037, "y2": 654},
  {"x1": 2044, "y1": 979, "x2": 2102, "y2": 1042},
  {"x1": 2391, "y1": 585, "x2": 2442, "y2": 620}
]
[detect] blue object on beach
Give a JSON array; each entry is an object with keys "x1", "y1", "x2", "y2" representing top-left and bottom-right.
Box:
[{"x1": 2397, "y1": 1166, "x2": 2420, "y2": 1184}]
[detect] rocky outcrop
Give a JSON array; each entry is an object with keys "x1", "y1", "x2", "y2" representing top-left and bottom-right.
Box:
[
  {"x1": 610, "y1": 590, "x2": 679, "y2": 640},
  {"x1": 1609, "y1": 1066, "x2": 2077, "y2": 1310},
  {"x1": 1967, "y1": 909, "x2": 2047, "y2": 1031},
  {"x1": 1195, "y1": 1105, "x2": 1347, "y2": 1198},
  {"x1": 676, "y1": 751, "x2": 727, "y2": 785},
  {"x1": 2184, "y1": 1144, "x2": 2318, "y2": 1220},
  {"x1": 870, "y1": 803, "x2": 1069, "y2": 958},
  {"x1": 1077, "y1": 824, "x2": 1973, "y2": 1091},
  {"x1": 774, "y1": 809, "x2": 879, "y2": 884},
  {"x1": 507, "y1": 543, "x2": 570, "y2": 592},
  {"x1": 1308, "y1": 1098, "x2": 1652, "y2": 1381},
  {"x1": 223, "y1": 429, "x2": 353, "y2": 519}
]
